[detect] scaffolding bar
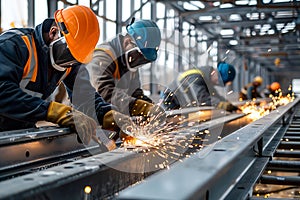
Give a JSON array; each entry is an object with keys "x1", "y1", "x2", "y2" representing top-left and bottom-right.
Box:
[{"x1": 260, "y1": 175, "x2": 300, "y2": 185}]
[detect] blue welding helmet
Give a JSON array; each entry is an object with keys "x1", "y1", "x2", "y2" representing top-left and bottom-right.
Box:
[{"x1": 126, "y1": 18, "x2": 161, "y2": 62}]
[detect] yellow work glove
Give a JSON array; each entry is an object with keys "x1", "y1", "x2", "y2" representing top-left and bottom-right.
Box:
[
  {"x1": 46, "y1": 101, "x2": 97, "y2": 145},
  {"x1": 131, "y1": 99, "x2": 166, "y2": 127},
  {"x1": 217, "y1": 101, "x2": 238, "y2": 112},
  {"x1": 102, "y1": 110, "x2": 135, "y2": 141},
  {"x1": 130, "y1": 99, "x2": 164, "y2": 117}
]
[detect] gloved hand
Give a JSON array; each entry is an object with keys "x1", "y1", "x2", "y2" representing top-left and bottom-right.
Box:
[
  {"x1": 130, "y1": 99, "x2": 166, "y2": 126},
  {"x1": 130, "y1": 99, "x2": 164, "y2": 117},
  {"x1": 46, "y1": 101, "x2": 97, "y2": 145},
  {"x1": 103, "y1": 110, "x2": 139, "y2": 130},
  {"x1": 131, "y1": 88, "x2": 153, "y2": 103},
  {"x1": 102, "y1": 110, "x2": 136, "y2": 141},
  {"x1": 217, "y1": 101, "x2": 239, "y2": 112}
]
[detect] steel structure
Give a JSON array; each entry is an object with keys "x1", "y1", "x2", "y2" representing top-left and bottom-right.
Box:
[
  {"x1": 0, "y1": 1, "x2": 299, "y2": 199},
  {"x1": 17, "y1": 0, "x2": 299, "y2": 93},
  {"x1": 0, "y1": 99, "x2": 299, "y2": 199},
  {"x1": 0, "y1": 108, "x2": 246, "y2": 199},
  {"x1": 118, "y1": 98, "x2": 300, "y2": 200}
]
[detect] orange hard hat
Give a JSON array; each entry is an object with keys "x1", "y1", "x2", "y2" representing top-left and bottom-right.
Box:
[
  {"x1": 54, "y1": 5, "x2": 100, "y2": 64},
  {"x1": 270, "y1": 82, "x2": 280, "y2": 91},
  {"x1": 253, "y1": 76, "x2": 263, "y2": 85}
]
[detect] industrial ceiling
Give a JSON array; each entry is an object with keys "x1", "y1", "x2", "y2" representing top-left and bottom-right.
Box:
[{"x1": 158, "y1": 0, "x2": 300, "y2": 73}]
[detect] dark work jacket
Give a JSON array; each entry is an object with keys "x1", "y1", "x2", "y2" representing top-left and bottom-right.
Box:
[
  {"x1": 0, "y1": 20, "x2": 112, "y2": 131},
  {"x1": 239, "y1": 82, "x2": 262, "y2": 100},
  {"x1": 162, "y1": 66, "x2": 225, "y2": 110}
]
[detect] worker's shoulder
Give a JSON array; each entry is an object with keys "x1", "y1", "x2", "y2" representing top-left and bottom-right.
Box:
[
  {"x1": 94, "y1": 44, "x2": 117, "y2": 60},
  {"x1": 0, "y1": 28, "x2": 34, "y2": 42}
]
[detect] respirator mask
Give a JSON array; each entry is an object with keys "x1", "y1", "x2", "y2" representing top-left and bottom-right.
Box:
[{"x1": 49, "y1": 37, "x2": 80, "y2": 71}]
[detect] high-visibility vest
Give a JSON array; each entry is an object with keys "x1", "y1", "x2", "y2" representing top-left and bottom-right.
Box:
[
  {"x1": 95, "y1": 45, "x2": 121, "y2": 80},
  {"x1": 6, "y1": 30, "x2": 72, "y2": 98},
  {"x1": 178, "y1": 68, "x2": 204, "y2": 82}
]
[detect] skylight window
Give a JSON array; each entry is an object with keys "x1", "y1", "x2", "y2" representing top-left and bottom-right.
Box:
[
  {"x1": 268, "y1": 29, "x2": 275, "y2": 34},
  {"x1": 249, "y1": 0, "x2": 257, "y2": 5},
  {"x1": 262, "y1": 0, "x2": 272, "y2": 3},
  {"x1": 183, "y1": 2, "x2": 199, "y2": 10},
  {"x1": 220, "y1": 29, "x2": 234, "y2": 36},
  {"x1": 190, "y1": 1, "x2": 205, "y2": 9},
  {"x1": 229, "y1": 40, "x2": 238, "y2": 45},
  {"x1": 229, "y1": 14, "x2": 242, "y2": 21},
  {"x1": 246, "y1": 12, "x2": 260, "y2": 20},
  {"x1": 275, "y1": 11, "x2": 294, "y2": 18},
  {"x1": 199, "y1": 16, "x2": 213, "y2": 21},
  {"x1": 213, "y1": 1, "x2": 220, "y2": 6},
  {"x1": 276, "y1": 23, "x2": 285, "y2": 30},
  {"x1": 235, "y1": 0, "x2": 249, "y2": 5},
  {"x1": 262, "y1": 24, "x2": 271, "y2": 30},
  {"x1": 273, "y1": 0, "x2": 292, "y2": 3},
  {"x1": 254, "y1": 24, "x2": 262, "y2": 29},
  {"x1": 220, "y1": 3, "x2": 234, "y2": 8},
  {"x1": 285, "y1": 22, "x2": 296, "y2": 30}
]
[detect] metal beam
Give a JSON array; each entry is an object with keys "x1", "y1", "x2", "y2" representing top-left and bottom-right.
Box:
[
  {"x1": 117, "y1": 98, "x2": 299, "y2": 200},
  {"x1": 47, "y1": 0, "x2": 57, "y2": 18},
  {"x1": 116, "y1": 0, "x2": 122, "y2": 34},
  {"x1": 0, "y1": 149, "x2": 154, "y2": 200},
  {"x1": 28, "y1": 0, "x2": 35, "y2": 27},
  {"x1": 260, "y1": 175, "x2": 300, "y2": 185},
  {"x1": 0, "y1": 127, "x2": 110, "y2": 180},
  {"x1": 0, "y1": 107, "x2": 250, "y2": 199}
]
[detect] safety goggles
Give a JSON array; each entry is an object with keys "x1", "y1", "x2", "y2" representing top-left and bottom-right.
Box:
[
  {"x1": 125, "y1": 46, "x2": 151, "y2": 72},
  {"x1": 49, "y1": 37, "x2": 80, "y2": 71}
]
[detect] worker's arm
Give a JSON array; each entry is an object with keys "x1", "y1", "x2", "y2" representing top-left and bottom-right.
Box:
[
  {"x1": 210, "y1": 86, "x2": 227, "y2": 106},
  {"x1": 184, "y1": 75, "x2": 213, "y2": 107},
  {"x1": 247, "y1": 85, "x2": 254, "y2": 99},
  {"x1": 85, "y1": 50, "x2": 142, "y2": 115},
  {"x1": 63, "y1": 64, "x2": 114, "y2": 126}
]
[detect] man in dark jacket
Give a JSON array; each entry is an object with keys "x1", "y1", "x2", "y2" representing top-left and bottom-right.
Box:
[
  {"x1": 162, "y1": 62, "x2": 238, "y2": 112},
  {"x1": 0, "y1": 5, "x2": 127, "y2": 145},
  {"x1": 85, "y1": 18, "x2": 164, "y2": 120},
  {"x1": 239, "y1": 76, "x2": 263, "y2": 100}
]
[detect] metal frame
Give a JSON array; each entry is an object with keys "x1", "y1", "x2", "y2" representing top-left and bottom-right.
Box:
[
  {"x1": 0, "y1": 107, "x2": 248, "y2": 199},
  {"x1": 117, "y1": 98, "x2": 299, "y2": 200},
  {"x1": 0, "y1": 127, "x2": 108, "y2": 180}
]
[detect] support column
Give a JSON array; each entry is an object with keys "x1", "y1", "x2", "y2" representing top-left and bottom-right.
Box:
[
  {"x1": 28, "y1": 0, "x2": 35, "y2": 27},
  {"x1": 47, "y1": 0, "x2": 57, "y2": 18}
]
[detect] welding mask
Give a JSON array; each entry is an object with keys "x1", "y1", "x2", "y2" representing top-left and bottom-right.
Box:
[
  {"x1": 49, "y1": 36, "x2": 81, "y2": 71},
  {"x1": 125, "y1": 46, "x2": 151, "y2": 72}
]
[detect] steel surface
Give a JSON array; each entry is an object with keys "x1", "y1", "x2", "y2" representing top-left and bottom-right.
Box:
[{"x1": 118, "y1": 98, "x2": 299, "y2": 200}]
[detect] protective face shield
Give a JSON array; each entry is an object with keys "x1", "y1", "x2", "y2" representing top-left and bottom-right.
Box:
[
  {"x1": 126, "y1": 18, "x2": 161, "y2": 63},
  {"x1": 125, "y1": 46, "x2": 151, "y2": 72},
  {"x1": 49, "y1": 36, "x2": 81, "y2": 71}
]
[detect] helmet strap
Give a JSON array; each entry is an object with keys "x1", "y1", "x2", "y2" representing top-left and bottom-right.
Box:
[{"x1": 129, "y1": 17, "x2": 135, "y2": 26}]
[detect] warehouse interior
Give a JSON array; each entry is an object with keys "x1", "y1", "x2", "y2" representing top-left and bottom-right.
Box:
[{"x1": 0, "y1": 0, "x2": 300, "y2": 199}]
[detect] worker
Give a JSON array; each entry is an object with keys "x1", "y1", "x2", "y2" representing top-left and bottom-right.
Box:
[
  {"x1": 0, "y1": 5, "x2": 128, "y2": 145},
  {"x1": 239, "y1": 76, "x2": 263, "y2": 100},
  {"x1": 85, "y1": 17, "x2": 165, "y2": 121},
  {"x1": 262, "y1": 82, "x2": 281, "y2": 97},
  {"x1": 161, "y1": 62, "x2": 238, "y2": 112}
]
